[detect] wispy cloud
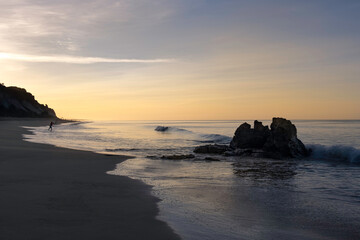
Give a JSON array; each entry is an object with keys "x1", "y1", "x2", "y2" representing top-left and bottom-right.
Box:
[
  {"x1": 0, "y1": 52, "x2": 174, "y2": 64},
  {"x1": 0, "y1": 0, "x2": 178, "y2": 54}
]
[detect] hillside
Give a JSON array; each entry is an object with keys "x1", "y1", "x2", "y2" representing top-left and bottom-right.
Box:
[{"x1": 0, "y1": 83, "x2": 56, "y2": 118}]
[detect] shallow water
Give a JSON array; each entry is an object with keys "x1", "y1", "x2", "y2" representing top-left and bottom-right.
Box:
[{"x1": 23, "y1": 120, "x2": 360, "y2": 239}]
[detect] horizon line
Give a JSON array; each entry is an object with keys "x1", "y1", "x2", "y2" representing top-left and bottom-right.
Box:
[{"x1": 56, "y1": 118, "x2": 360, "y2": 122}]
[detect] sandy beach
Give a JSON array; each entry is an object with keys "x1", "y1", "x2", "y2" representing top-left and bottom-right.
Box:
[{"x1": 0, "y1": 119, "x2": 180, "y2": 240}]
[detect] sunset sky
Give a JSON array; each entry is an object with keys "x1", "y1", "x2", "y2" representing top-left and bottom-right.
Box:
[{"x1": 1, "y1": 0, "x2": 359, "y2": 120}]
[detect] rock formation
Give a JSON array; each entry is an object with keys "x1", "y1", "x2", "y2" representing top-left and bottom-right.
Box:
[
  {"x1": 194, "y1": 144, "x2": 229, "y2": 154},
  {"x1": 155, "y1": 126, "x2": 169, "y2": 132},
  {"x1": 194, "y1": 118, "x2": 308, "y2": 159},
  {"x1": 0, "y1": 83, "x2": 56, "y2": 118},
  {"x1": 230, "y1": 118, "x2": 308, "y2": 158},
  {"x1": 263, "y1": 118, "x2": 308, "y2": 158},
  {"x1": 229, "y1": 120, "x2": 270, "y2": 149},
  {"x1": 160, "y1": 154, "x2": 195, "y2": 160}
]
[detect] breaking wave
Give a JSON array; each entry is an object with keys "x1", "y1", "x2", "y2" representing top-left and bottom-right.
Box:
[
  {"x1": 154, "y1": 126, "x2": 193, "y2": 133},
  {"x1": 154, "y1": 125, "x2": 231, "y2": 144},
  {"x1": 307, "y1": 144, "x2": 360, "y2": 163},
  {"x1": 199, "y1": 134, "x2": 232, "y2": 144}
]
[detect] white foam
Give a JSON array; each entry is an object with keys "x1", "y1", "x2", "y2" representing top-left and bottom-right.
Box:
[{"x1": 307, "y1": 144, "x2": 360, "y2": 163}]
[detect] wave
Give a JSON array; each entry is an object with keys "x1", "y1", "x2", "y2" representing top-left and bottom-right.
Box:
[
  {"x1": 200, "y1": 134, "x2": 232, "y2": 144},
  {"x1": 67, "y1": 121, "x2": 92, "y2": 126},
  {"x1": 307, "y1": 144, "x2": 360, "y2": 163},
  {"x1": 172, "y1": 127, "x2": 192, "y2": 133},
  {"x1": 153, "y1": 125, "x2": 231, "y2": 144},
  {"x1": 59, "y1": 121, "x2": 93, "y2": 130},
  {"x1": 154, "y1": 126, "x2": 193, "y2": 133},
  {"x1": 155, "y1": 126, "x2": 169, "y2": 132}
]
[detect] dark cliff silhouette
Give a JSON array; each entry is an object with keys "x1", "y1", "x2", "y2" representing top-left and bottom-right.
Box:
[{"x1": 0, "y1": 83, "x2": 56, "y2": 118}]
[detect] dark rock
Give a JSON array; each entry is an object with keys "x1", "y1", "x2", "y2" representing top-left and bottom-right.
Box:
[
  {"x1": 254, "y1": 120, "x2": 268, "y2": 131},
  {"x1": 230, "y1": 121, "x2": 270, "y2": 149},
  {"x1": 194, "y1": 144, "x2": 229, "y2": 154},
  {"x1": 229, "y1": 118, "x2": 308, "y2": 159},
  {"x1": 155, "y1": 126, "x2": 169, "y2": 132},
  {"x1": 263, "y1": 118, "x2": 308, "y2": 158},
  {"x1": 161, "y1": 154, "x2": 195, "y2": 160},
  {"x1": 204, "y1": 157, "x2": 220, "y2": 161},
  {"x1": 193, "y1": 118, "x2": 308, "y2": 159}
]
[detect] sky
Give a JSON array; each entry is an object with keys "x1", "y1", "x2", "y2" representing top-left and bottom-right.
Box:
[{"x1": 0, "y1": 0, "x2": 359, "y2": 120}]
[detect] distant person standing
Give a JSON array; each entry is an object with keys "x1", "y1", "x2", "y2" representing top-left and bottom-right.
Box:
[{"x1": 48, "y1": 121, "x2": 54, "y2": 131}]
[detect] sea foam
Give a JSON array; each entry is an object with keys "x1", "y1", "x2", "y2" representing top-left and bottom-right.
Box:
[{"x1": 307, "y1": 144, "x2": 360, "y2": 163}]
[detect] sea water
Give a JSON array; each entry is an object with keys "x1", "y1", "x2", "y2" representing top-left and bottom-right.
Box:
[{"x1": 23, "y1": 120, "x2": 360, "y2": 239}]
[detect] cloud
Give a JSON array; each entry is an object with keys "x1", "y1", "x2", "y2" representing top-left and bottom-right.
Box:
[
  {"x1": 0, "y1": 52, "x2": 174, "y2": 64},
  {"x1": 0, "y1": 0, "x2": 179, "y2": 55}
]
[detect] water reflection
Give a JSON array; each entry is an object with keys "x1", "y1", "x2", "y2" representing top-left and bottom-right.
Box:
[{"x1": 232, "y1": 158, "x2": 297, "y2": 180}]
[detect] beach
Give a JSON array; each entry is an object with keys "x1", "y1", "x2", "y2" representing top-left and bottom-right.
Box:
[{"x1": 0, "y1": 119, "x2": 180, "y2": 240}]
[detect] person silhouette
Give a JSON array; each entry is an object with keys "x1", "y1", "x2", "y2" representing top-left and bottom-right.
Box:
[{"x1": 48, "y1": 121, "x2": 54, "y2": 131}]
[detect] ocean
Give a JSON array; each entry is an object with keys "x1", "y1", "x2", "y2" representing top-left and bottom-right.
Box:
[{"x1": 23, "y1": 120, "x2": 360, "y2": 240}]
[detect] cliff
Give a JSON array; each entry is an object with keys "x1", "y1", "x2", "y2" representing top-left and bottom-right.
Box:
[{"x1": 0, "y1": 83, "x2": 56, "y2": 118}]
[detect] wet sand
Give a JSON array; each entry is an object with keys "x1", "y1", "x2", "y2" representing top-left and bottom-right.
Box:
[{"x1": 0, "y1": 119, "x2": 180, "y2": 240}]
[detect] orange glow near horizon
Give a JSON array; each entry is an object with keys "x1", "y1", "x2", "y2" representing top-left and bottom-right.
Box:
[{"x1": 4, "y1": 67, "x2": 357, "y2": 121}]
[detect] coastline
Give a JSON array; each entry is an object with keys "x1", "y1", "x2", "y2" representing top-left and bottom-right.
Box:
[{"x1": 0, "y1": 119, "x2": 180, "y2": 240}]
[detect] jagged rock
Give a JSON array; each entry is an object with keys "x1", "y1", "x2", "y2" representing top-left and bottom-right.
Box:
[
  {"x1": 155, "y1": 126, "x2": 169, "y2": 132},
  {"x1": 194, "y1": 118, "x2": 308, "y2": 159},
  {"x1": 0, "y1": 84, "x2": 56, "y2": 118},
  {"x1": 254, "y1": 120, "x2": 268, "y2": 131},
  {"x1": 194, "y1": 144, "x2": 229, "y2": 154},
  {"x1": 263, "y1": 118, "x2": 308, "y2": 158},
  {"x1": 230, "y1": 121, "x2": 270, "y2": 149},
  {"x1": 161, "y1": 154, "x2": 195, "y2": 160},
  {"x1": 230, "y1": 118, "x2": 308, "y2": 158}
]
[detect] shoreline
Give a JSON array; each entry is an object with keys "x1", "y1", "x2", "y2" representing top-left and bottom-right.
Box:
[{"x1": 0, "y1": 118, "x2": 180, "y2": 239}]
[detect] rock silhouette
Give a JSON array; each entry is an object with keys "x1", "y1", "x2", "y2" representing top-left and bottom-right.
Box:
[
  {"x1": 194, "y1": 144, "x2": 229, "y2": 154},
  {"x1": 155, "y1": 126, "x2": 169, "y2": 132},
  {"x1": 195, "y1": 118, "x2": 308, "y2": 159},
  {"x1": 230, "y1": 120, "x2": 270, "y2": 149}
]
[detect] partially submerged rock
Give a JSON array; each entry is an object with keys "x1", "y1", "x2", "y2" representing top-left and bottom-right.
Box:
[
  {"x1": 263, "y1": 118, "x2": 308, "y2": 158},
  {"x1": 194, "y1": 144, "x2": 229, "y2": 154},
  {"x1": 155, "y1": 126, "x2": 169, "y2": 132},
  {"x1": 204, "y1": 157, "x2": 220, "y2": 161},
  {"x1": 230, "y1": 118, "x2": 308, "y2": 158},
  {"x1": 195, "y1": 118, "x2": 308, "y2": 159},
  {"x1": 230, "y1": 120, "x2": 270, "y2": 149},
  {"x1": 161, "y1": 154, "x2": 195, "y2": 160}
]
